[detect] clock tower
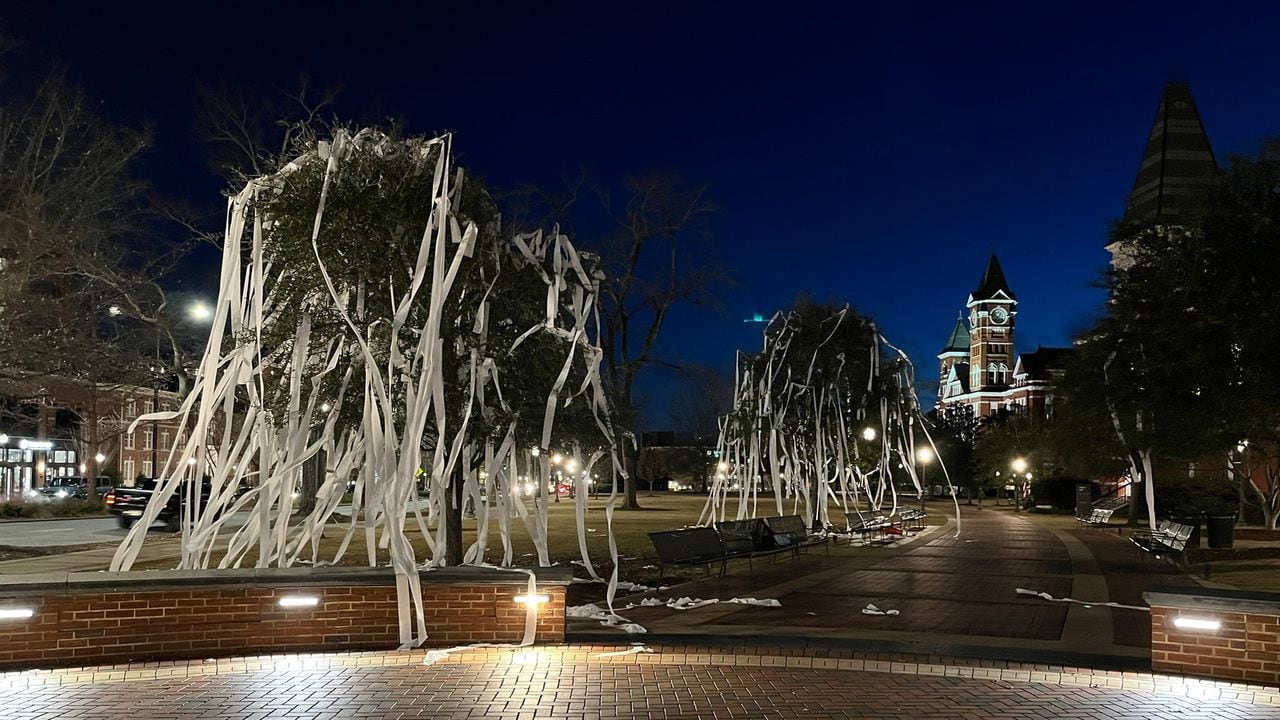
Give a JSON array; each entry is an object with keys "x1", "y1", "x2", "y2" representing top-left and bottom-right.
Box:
[{"x1": 966, "y1": 254, "x2": 1016, "y2": 410}]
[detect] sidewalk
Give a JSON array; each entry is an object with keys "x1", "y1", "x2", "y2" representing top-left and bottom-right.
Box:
[
  {"x1": 572, "y1": 506, "x2": 1199, "y2": 668},
  {"x1": 5, "y1": 644, "x2": 1276, "y2": 719},
  {"x1": 0, "y1": 537, "x2": 180, "y2": 574}
]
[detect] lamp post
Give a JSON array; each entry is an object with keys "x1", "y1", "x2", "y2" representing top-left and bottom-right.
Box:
[
  {"x1": 915, "y1": 446, "x2": 933, "y2": 513},
  {"x1": 1011, "y1": 457, "x2": 1028, "y2": 511}
]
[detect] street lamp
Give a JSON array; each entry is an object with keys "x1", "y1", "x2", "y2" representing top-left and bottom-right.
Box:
[
  {"x1": 1010, "y1": 457, "x2": 1029, "y2": 510},
  {"x1": 188, "y1": 301, "x2": 212, "y2": 322},
  {"x1": 915, "y1": 446, "x2": 933, "y2": 511},
  {"x1": 861, "y1": 427, "x2": 877, "y2": 442}
]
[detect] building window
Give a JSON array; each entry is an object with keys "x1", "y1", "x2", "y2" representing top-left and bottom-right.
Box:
[
  {"x1": 125, "y1": 432, "x2": 135, "y2": 450},
  {"x1": 141, "y1": 460, "x2": 152, "y2": 478},
  {"x1": 143, "y1": 428, "x2": 153, "y2": 450},
  {"x1": 145, "y1": 399, "x2": 154, "y2": 413},
  {"x1": 124, "y1": 460, "x2": 135, "y2": 481},
  {"x1": 126, "y1": 398, "x2": 136, "y2": 418},
  {"x1": 160, "y1": 429, "x2": 170, "y2": 448}
]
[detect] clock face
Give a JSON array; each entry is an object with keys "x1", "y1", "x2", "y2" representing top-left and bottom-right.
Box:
[{"x1": 991, "y1": 307, "x2": 1009, "y2": 325}]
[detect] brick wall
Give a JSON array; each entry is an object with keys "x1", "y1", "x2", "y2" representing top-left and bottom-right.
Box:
[
  {"x1": 0, "y1": 567, "x2": 568, "y2": 670},
  {"x1": 1147, "y1": 587, "x2": 1280, "y2": 685}
]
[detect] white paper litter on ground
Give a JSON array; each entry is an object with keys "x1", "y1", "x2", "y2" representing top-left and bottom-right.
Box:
[
  {"x1": 594, "y1": 645, "x2": 653, "y2": 657},
  {"x1": 861, "y1": 603, "x2": 900, "y2": 616},
  {"x1": 1015, "y1": 588, "x2": 1150, "y2": 612},
  {"x1": 567, "y1": 603, "x2": 647, "y2": 634}
]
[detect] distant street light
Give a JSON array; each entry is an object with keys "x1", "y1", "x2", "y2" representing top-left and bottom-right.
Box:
[
  {"x1": 108, "y1": 305, "x2": 123, "y2": 317},
  {"x1": 861, "y1": 427, "x2": 877, "y2": 442},
  {"x1": 94, "y1": 452, "x2": 106, "y2": 463},
  {"x1": 188, "y1": 301, "x2": 213, "y2": 322},
  {"x1": 1011, "y1": 457, "x2": 1028, "y2": 474},
  {"x1": 915, "y1": 446, "x2": 933, "y2": 512}
]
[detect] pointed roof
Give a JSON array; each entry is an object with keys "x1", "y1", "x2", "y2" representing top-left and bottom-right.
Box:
[
  {"x1": 970, "y1": 253, "x2": 1015, "y2": 302},
  {"x1": 940, "y1": 314, "x2": 969, "y2": 355},
  {"x1": 1121, "y1": 82, "x2": 1218, "y2": 226}
]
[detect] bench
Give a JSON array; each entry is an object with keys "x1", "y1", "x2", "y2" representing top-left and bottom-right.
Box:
[
  {"x1": 762, "y1": 514, "x2": 831, "y2": 555},
  {"x1": 1131, "y1": 521, "x2": 1192, "y2": 567},
  {"x1": 843, "y1": 510, "x2": 898, "y2": 544},
  {"x1": 649, "y1": 527, "x2": 744, "y2": 581},
  {"x1": 1078, "y1": 508, "x2": 1115, "y2": 527},
  {"x1": 897, "y1": 508, "x2": 927, "y2": 531},
  {"x1": 714, "y1": 518, "x2": 798, "y2": 572}
]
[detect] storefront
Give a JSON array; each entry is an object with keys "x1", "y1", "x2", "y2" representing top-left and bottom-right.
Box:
[{"x1": 0, "y1": 436, "x2": 79, "y2": 498}]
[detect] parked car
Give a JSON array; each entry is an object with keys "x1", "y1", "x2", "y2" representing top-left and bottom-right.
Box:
[{"x1": 37, "y1": 476, "x2": 113, "y2": 500}]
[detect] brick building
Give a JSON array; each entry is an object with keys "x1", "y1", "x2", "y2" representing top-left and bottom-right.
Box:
[
  {"x1": 0, "y1": 372, "x2": 185, "y2": 496},
  {"x1": 935, "y1": 254, "x2": 1072, "y2": 422}
]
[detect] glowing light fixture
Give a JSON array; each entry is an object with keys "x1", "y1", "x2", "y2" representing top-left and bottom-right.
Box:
[
  {"x1": 1011, "y1": 457, "x2": 1028, "y2": 474},
  {"x1": 916, "y1": 446, "x2": 934, "y2": 464},
  {"x1": 514, "y1": 594, "x2": 549, "y2": 605},
  {"x1": 530, "y1": 447, "x2": 541, "y2": 457},
  {"x1": 94, "y1": 452, "x2": 106, "y2": 463},
  {"x1": 278, "y1": 595, "x2": 319, "y2": 608},
  {"x1": 320, "y1": 403, "x2": 332, "y2": 412},
  {"x1": 0, "y1": 607, "x2": 34, "y2": 620},
  {"x1": 188, "y1": 301, "x2": 213, "y2": 322},
  {"x1": 1173, "y1": 617, "x2": 1220, "y2": 631},
  {"x1": 861, "y1": 427, "x2": 877, "y2": 442}
]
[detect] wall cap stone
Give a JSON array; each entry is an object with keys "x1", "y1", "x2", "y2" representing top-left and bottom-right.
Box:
[
  {"x1": 1144, "y1": 585, "x2": 1280, "y2": 616},
  {"x1": 0, "y1": 565, "x2": 573, "y2": 597}
]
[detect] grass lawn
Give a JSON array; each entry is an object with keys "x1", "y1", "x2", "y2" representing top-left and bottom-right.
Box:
[{"x1": 130, "y1": 493, "x2": 952, "y2": 592}]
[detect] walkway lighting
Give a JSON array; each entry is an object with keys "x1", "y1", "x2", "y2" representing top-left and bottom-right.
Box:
[
  {"x1": 514, "y1": 594, "x2": 548, "y2": 605},
  {"x1": 0, "y1": 607, "x2": 34, "y2": 620},
  {"x1": 1011, "y1": 457, "x2": 1028, "y2": 474},
  {"x1": 915, "y1": 447, "x2": 934, "y2": 464},
  {"x1": 278, "y1": 595, "x2": 319, "y2": 608},
  {"x1": 861, "y1": 427, "x2": 877, "y2": 442},
  {"x1": 1173, "y1": 617, "x2": 1220, "y2": 631}
]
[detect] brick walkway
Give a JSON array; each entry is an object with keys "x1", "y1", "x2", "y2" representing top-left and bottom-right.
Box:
[{"x1": 5, "y1": 645, "x2": 1277, "y2": 719}]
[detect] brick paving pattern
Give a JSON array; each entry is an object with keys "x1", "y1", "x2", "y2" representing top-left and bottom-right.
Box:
[
  {"x1": 696, "y1": 511, "x2": 1075, "y2": 641},
  {"x1": 1067, "y1": 527, "x2": 1200, "y2": 648},
  {"x1": 5, "y1": 645, "x2": 1277, "y2": 719}
]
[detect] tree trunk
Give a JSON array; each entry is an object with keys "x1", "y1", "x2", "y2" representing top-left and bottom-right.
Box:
[
  {"x1": 296, "y1": 444, "x2": 323, "y2": 515},
  {"x1": 86, "y1": 389, "x2": 100, "y2": 502},
  {"x1": 621, "y1": 431, "x2": 641, "y2": 510},
  {"x1": 445, "y1": 465, "x2": 465, "y2": 566}
]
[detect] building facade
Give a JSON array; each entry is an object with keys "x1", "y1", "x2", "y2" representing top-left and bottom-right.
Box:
[
  {"x1": 935, "y1": 254, "x2": 1071, "y2": 422},
  {"x1": 0, "y1": 372, "x2": 186, "y2": 496}
]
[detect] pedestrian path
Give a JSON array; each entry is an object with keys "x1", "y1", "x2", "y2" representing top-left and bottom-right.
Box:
[
  {"x1": 577, "y1": 506, "x2": 1192, "y2": 666},
  {"x1": 4, "y1": 644, "x2": 1275, "y2": 719}
]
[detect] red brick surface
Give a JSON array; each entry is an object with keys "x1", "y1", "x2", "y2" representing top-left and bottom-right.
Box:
[
  {"x1": 1151, "y1": 606, "x2": 1280, "y2": 685},
  {"x1": 0, "y1": 583, "x2": 564, "y2": 669}
]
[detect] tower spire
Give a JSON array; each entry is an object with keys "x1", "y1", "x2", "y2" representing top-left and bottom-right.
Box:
[
  {"x1": 970, "y1": 253, "x2": 1015, "y2": 302},
  {"x1": 1121, "y1": 82, "x2": 1218, "y2": 226}
]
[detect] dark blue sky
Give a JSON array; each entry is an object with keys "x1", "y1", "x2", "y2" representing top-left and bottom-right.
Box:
[{"x1": 9, "y1": 2, "x2": 1280, "y2": 421}]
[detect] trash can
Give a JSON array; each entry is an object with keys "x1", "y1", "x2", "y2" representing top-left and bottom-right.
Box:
[
  {"x1": 1206, "y1": 515, "x2": 1236, "y2": 549},
  {"x1": 1172, "y1": 516, "x2": 1201, "y2": 548}
]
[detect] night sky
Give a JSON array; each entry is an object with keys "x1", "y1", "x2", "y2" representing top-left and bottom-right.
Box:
[{"x1": 8, "y1": 2, "x2": 1280, "y2": 422}]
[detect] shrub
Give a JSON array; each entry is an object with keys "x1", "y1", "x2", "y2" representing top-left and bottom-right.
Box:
[
  {"x1": 1029, "y1": 474, "x2": 1081, "y2": 511},
  {"x1": 1147, "y1": 476, "x2": 1239, "y2": 518}
]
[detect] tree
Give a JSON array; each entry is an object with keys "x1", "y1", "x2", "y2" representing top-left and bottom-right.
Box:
[
  {"x1": 595, "y1": 175, "x2": 718, "y2": 509},
  {"x1": 251, "y1": 127, "x2": 612, "y2": 564},
  {"x1": 669, "y1": 364, "x2": 733, "y2": 492},
  {"x1": 0, "y1": 31, "x2": 197, "y2": 493}
]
